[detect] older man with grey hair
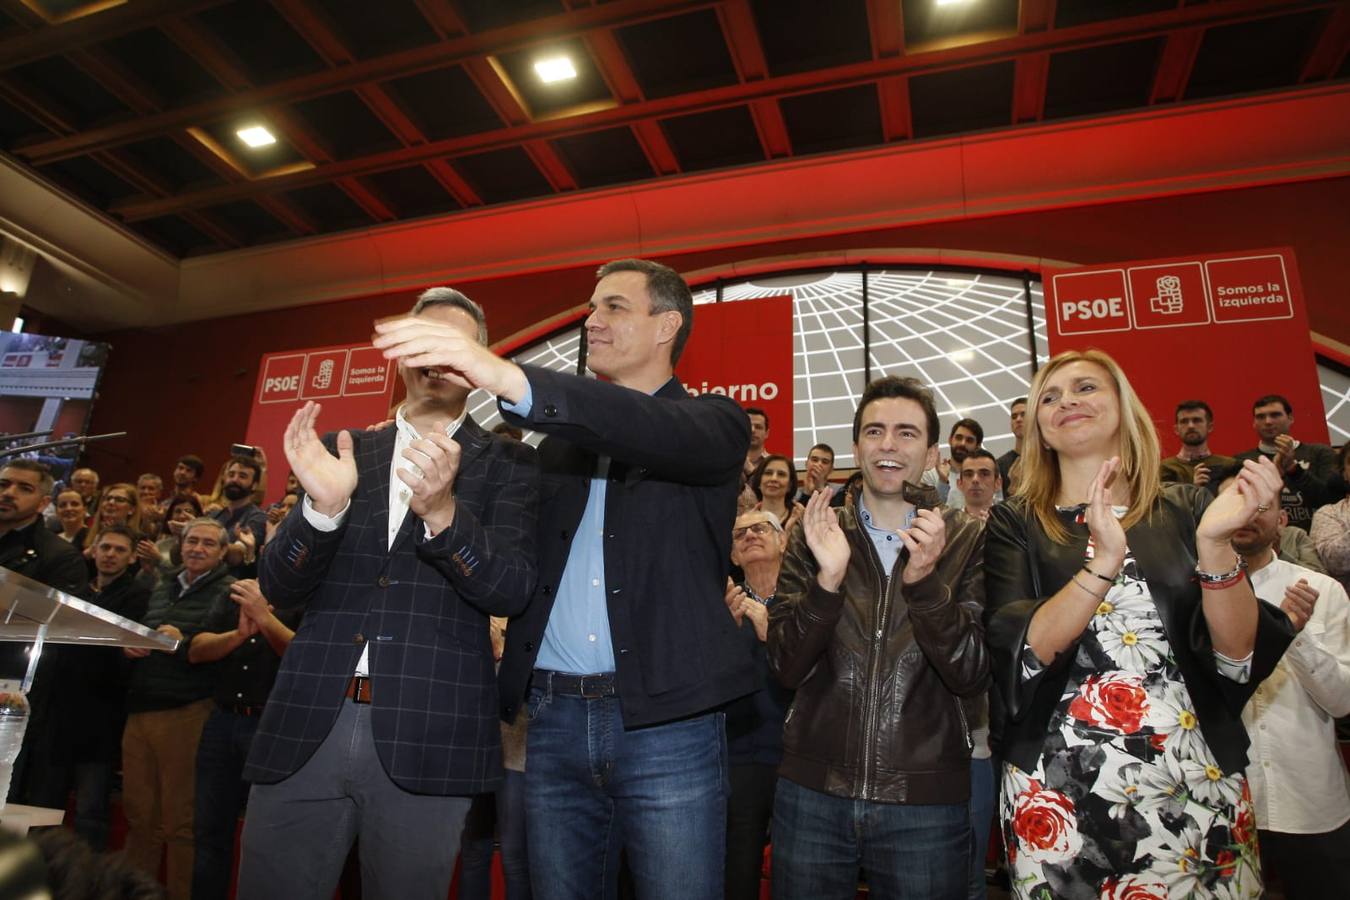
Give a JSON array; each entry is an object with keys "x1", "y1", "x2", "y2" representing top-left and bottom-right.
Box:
[{"x1": 121, "y1": 516, "x2": 235, "y2": 900}]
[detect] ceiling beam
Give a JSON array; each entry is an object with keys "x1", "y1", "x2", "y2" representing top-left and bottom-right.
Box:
[
  {"x1": 1019, "y1": 0, "x2": 1057, "y2": 35},
  {"x1": 1011, "y1": 53, "x2": 1049, "y2": 124},
  {"x1": 1149, "y1": 27, "x2": 1204, "y2": 104},
  {"x1": 16, "y1": 0, "x2": 711, "y2": 165},
  {"x1": 106, "y1": 0, "x2": 1341, "y2": 221},
  {"x1": 717, "y1": 0, "x2": 788, "y2": 159},
  {"x1": 1299, "y1": 4, "x2": 1350, "y2": 82},
  {"x1": 876, "y1": 76, "x2": 911, "y2": 142},
  {"x1": 584, "y1": 28, "x2": 682, "y2": 176},
  {"x1": 0, "y1": 0, "x2": 233, "y2": 72},
  {"x1": 412, "y1": 0, "x2": 469, "y2": 39},
  {"x1": 866, "y1": 0, "x2": 904, "y2": 57}
]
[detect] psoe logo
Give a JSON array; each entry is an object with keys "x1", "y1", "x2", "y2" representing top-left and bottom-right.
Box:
[
  {"x1": 1149, "y1": 275, "x2": 1184, "y2": 315},
  {"x1": 312, "y1": 358, "x2": 335, "y2": 390}
]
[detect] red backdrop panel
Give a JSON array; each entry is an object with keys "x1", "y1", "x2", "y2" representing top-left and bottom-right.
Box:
[
  {"x1": 675, "y1": 295, "x2": 794, "y2": 458},
  {"x1": 244, "y1": 343, "x2": 398, "y2": 504},
  {"x1": 1046, "y1": 247, "x2": 1324, "y2": 458}
]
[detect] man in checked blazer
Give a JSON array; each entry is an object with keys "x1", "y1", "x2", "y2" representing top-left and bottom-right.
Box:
[{"x1": 236, "y1": 290, "x2": 538, "y2": 900}]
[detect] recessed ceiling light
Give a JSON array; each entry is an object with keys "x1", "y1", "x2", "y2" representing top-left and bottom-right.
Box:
[
  {"x1": 237, "y1": 125, "x2": 276, "y2": 148},
  {"x1": 936, "y1": 0, "x2": 973, "y2": 6},
  {"x1": 534, "y1": 56, "x2": 577, "y2": 84}
]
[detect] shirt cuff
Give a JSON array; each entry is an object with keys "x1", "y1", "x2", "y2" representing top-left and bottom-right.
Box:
[
  {"x1": 1213, "y1": 648, "x2": 1253, "y2": 683},
  {"x1": 499, "y1": 382, "x2": 533, "y2": 418},
  {"x1": 1019, "y1": 641, "x2": 1047, "y2": 682},
  {"x1": 301, "y1": 495, "x2": 349, "y2": 531}
]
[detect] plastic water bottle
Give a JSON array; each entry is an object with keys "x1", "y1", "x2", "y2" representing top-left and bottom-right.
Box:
[{"x1": 0, "y1": 690, "x2": 30, "y2": 814}]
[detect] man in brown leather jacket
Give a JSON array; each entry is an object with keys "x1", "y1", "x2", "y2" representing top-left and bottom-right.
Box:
[{"x1": 768, "y1": 376, "x2": 989, "y2": 900}]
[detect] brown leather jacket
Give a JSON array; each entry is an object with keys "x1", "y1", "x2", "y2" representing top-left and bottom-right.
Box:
[{"x1": 767, "y1": 483, "x2": 989, "y2": 804}]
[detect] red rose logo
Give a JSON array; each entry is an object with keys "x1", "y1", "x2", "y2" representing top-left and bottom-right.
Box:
[
  {"x1": 1067, "y1": 673, "x2": 1149, "y2": 733},
  {"x1": 1100, "y1": 875, "x2": 1168, "y2": 900},
  {"x1": 1011, "y1": 785, "x2": 1082, "y2": 864}
]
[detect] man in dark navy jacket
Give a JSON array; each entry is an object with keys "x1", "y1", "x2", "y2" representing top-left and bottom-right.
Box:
[
  {"x1": 237, "y1": 290, "x2": 539, "y2": 900},
  {"x1": 375, "y1": 258, "x2": 752, "y2": 900}
]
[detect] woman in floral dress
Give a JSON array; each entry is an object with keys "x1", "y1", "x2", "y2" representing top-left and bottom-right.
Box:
[{"x1": 984, "y1": 350, "x2": 1293, "y2": 899}]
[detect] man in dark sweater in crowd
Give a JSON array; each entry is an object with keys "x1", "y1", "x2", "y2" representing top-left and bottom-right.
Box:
[
  {"x1": 26, "y1": 524, "x2": 149, "y2": 850},
  {"x1": 1235, "y1": 394, "x2": 1343, "y2": 531},
  {"x1": 121, "y1": 517, "x2": 235, "y2": 900}
]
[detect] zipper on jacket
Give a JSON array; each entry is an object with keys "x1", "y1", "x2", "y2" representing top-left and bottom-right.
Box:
[{"x1": 858, "y1": 534, "x2": 897, "y2": 800}]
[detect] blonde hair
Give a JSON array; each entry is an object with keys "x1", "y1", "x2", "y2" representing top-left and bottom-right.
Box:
[
  {"x1": 1015, "y1": 349, "x2": 1161, "y2": 544},
  {"x1": 83, "y1": 482, "x2": 143, "y2": 550}
]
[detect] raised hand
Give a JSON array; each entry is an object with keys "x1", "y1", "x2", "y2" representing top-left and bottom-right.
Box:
[
  {"x1": 1084, "y1": 457, "x2": 1127, "y2": 578},
  {"x1": 231, "y1": 578, "x2": 270, "y2": 624},
  {"x1": 372, "y1": 316, "x2": 528, "y2": 402},
  {"x1": 396, "y1": 422, "x2": 463, "y2": 535},
  {"x1": 936, "y1": 457, "x2": 952, "y2": 480},
  {"x1": 724, "y1": 578, "x2": 747, "y2": 625},
  {"x1": 1273, "y1": 434, "x2": 1297, "y2": 474},
  {"x1": 803, "y1": 488, "x2": 850, "y2": 592},
  {"x1": 283, "y1": 401, "x2": 357, "y2": 516},
  {"x1": 1280, "y1": 578, "x2": 1318, "y2": 632},
  {"x1": 784, "y1": 501, "x2": 806, "y2": 535},
  {"x1": 1192, "y1": 463, "x2": 1211, "y2": 487},
  {"x1": 1197, "y1": 456, "x2": 1283, "y2": 546},
  {"x1": 900, "y1": 508, "x2": 947, "y2": 584},
  {"x1": 740, "y1": 597, "x2": 769, "y2": 642}
]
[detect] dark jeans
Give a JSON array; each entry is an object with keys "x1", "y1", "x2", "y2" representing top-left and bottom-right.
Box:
[
  {"x1": 967, "y1": 757, "x2": 995, "y2": 900},
  {"x1": 192, "y1": 707, "x2": 258, "y2": 900},
  {"x1": 460, "y1": 769, "x2": 531, "y2": 900},
  {"x1": 237, "y1": 698, "x2": 472, "y2": 900},
  {"x1": 726, "y1": 763, "x2": 777, "y2": 900},
  {"x1": 24, "y1": 758, "x2": 114, "y2": 850},
  {"x1": 1260, "y1": 820, "x2": 1350, "y2": 900},
  {"x1": 771, "y1": 777, "x2": 970, "y2": 900},
  {"x1": 523, "y1": 684, "x2": 727, "y2": 900}
]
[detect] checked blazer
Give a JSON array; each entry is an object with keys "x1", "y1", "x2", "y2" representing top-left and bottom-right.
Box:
[{"x1": 245, "y1": 414, "x2": 538, "y2": 795}]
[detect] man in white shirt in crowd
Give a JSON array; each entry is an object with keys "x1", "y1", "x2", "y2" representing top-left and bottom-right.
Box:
[{"x1": 1229, "y1": 487, "x2": 1350, "y2": 900}]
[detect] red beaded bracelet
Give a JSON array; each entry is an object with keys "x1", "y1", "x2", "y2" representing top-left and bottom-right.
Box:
[{"x1": 1197, "y1": 570, "x2": 1246, "y2": 590}]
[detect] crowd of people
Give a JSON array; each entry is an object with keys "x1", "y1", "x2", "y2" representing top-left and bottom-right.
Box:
[{"x1": 0, "y1": 257, "x2": 1346, "y2": 900}]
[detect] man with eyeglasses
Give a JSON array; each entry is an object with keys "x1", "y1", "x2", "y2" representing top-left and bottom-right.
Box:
[{"x1": 723, "y1": 509, "x2": 793, "y2": 900}]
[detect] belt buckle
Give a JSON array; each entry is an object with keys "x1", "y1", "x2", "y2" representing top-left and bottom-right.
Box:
[{"x1": 579, "y1": 675, "x2": 609, "y2": 699}]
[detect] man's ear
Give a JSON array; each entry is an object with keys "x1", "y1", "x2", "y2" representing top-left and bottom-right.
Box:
[
  {"x1": 656, "y1": 310, "x2": 682, "y2": 349},
  {"x1": 924, "y1": 443, "x2": 939, "y2": 471}
]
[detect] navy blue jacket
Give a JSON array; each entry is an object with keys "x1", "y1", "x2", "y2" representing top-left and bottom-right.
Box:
[
  {"x1": 245, "y1": 416, "x2": 538, "y2": 795},
  {"x1": 498, "y1": 365, "x2": 754, "y2": 728}
]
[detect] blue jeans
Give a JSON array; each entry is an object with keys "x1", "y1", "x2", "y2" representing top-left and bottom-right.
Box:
[
  {"x1": 968, "y1": 757, "x2": 995, "y2": 900},
  {"x1": 771, "y1": 777, "x2": 970, "y2": 900},
  {"x1": 523, "y1": 684, "x2": 727, "y2": 900},
  {"x1": 192, "y1": 707, "x2": 259, "y2": 900},
  {"x1": 460, "y1": 769, "x2": 531, "y2": 900}
]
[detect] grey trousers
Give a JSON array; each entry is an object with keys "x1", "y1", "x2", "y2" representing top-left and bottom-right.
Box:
[{"x1": 236, "y1": 699, "x2": 472, "y2": 900}]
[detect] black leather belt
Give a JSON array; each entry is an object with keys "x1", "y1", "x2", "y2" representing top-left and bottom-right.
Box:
[{"x1": 533, "y1": 669, "x2": 616, "y2": 699}]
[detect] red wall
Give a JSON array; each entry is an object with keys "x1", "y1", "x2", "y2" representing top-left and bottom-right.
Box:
[{"x1": 80, "y1": 176, "x2": 1350, "y2": 486}]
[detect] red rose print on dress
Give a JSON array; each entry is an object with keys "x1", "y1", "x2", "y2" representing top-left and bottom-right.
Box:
[
  {"x1": 1011, "y1": 785, "x2": 1082, "y2": 865},
  {"x1": 1068, "y1": 672, "x2": 1149, "y2": 734},
  {"x1": 1100, "y1": 874, "x2": 1168, "y2": 900}
]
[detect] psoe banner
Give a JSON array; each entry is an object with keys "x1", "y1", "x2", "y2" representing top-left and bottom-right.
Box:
[
  {"x1": 245, "y1": 343, "x2": 398, "y2": 504},
  {"x1": 674, "y1": 295, "x2": 794, "y2": 459},
  {"x1": 1046, "y1": 247, "x2": 1324, "y2": 456}
]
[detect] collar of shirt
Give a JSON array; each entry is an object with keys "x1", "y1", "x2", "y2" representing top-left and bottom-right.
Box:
[
  {"x1": 388, "y1": 404, "x2": 467, "y2": 550},
  {"x1": 857, "y1": 493, "x2": 915, "y2": 577}
]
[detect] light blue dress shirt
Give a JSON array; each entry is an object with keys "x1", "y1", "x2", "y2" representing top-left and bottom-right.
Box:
[
  {"x1": 856, "y1": 494, "x2": 916, "y2": 577},
  {"x1": 501, "y1": 384, "x2": 616, "y2": 675}
]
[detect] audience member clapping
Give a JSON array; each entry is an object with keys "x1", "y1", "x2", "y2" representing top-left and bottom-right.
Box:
[
  {"x1": 748, "y1": 454, "x2": 805, "y2": 533},
  {"x1": 1312, "y1": 442, "x2": 1350, "y2": 594}
]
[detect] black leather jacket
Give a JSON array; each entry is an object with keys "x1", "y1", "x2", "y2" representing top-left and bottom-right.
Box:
[
  {"x1": 984, "y1": 484, "x2": 1293, "y2": 776},
  {"x1": 768, "y1": 483, "x2": 989, "y2": 804}
]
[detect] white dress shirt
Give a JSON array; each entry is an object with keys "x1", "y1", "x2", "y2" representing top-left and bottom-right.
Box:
[
  {"x1": 301, "y1": 405, "x2": 466, "y2": 677},
  {"x1": 1243, "y1": 556, "x2": 1350, "y2": 834}
]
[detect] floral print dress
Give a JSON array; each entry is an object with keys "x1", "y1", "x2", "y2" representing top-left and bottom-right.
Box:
[{"x1": 1000, "y1": 534, "x2": 1262, "y2": 900}]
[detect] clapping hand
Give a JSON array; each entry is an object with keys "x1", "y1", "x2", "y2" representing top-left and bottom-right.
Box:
[
  {"x1": 1197, "y1": 457, "x2": 1283, "y2": 546},
  {"x1": 397, "y1": 423, "x2": 463, "y2": 535},
  {"x1": 803, "y1": 489, "x2": 849, "y2": 592},
  {"x1": 1280, "y1": 578, "x2": 1318, "y2": 632},
  {"x1": 283, "y1": 402, "x2": 357, "y2": 517},
  {"x1": 1083, "y1": 457, "x2": 1127, "y2": 579},
  {"x1": 899, "y1": 508, "x2": 947, "y2": 585}
]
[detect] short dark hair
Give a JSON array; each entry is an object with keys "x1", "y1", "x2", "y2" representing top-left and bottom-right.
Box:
[
  {"x1": 808, "y1": 442, "x2": 834, "y2": 462},
  {"x1": 959, "y1": 448, "x2": 999, "y2": 473},
  {"x1": 176, "y1": 454, "x2": 204, "y2": 477},
  {"x1": 1010, "y1": 397, "x2": 1027, "y2": 411},
  {"x1": 1337, "y1": 442, "x2": 1350, "y2": 474},
  {"x1": 167, "y1": 494, "x2": 203, "y2": 519},
  {"x1": 1175, "y1": 400, "x2": 1214, "y2": 422},
  {"x1": 852, "y1": 376, "x2": 940, "y2": 447},
  {"x1": 1253, "y1": 394, "x2": 1292, "y2": 415},
  {"x1": 32, "y1": 825, "x2": 165, "y2": 900},
  {"x1": 950, "y1": 417, "x2": 984, "y2": 445},
  {"x1": 745, "y1": 407, "x2": 769, "y2": 430},
  {"x1": 1, "y1": 459, "x2": 53, "y2": 496},
  {"x1": 596, "y1": 258, "x2": 694, "y2": 364},
  {"x1": 226, "y1": 454, "x2": 263, "y2": 485},
  {"x1": 412, "y1": 287, "x2": 489, "y2": 345},
  {"x1": 749, "y1": 454, "x2": 798, "y2": 502},
  {"x1": 94, "y1": 523, "x2": 137, "y2": 546}
]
